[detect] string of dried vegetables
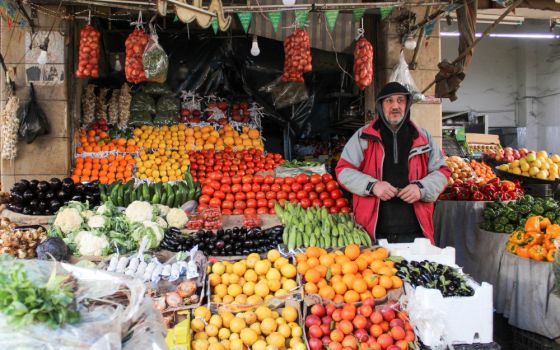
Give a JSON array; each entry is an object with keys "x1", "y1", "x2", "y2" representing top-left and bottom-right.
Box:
[
  {"x1": 108, "y1": 89, "x2": 120, "y2": 125},
  {"x1": 82, "y1": 84, "x2": 96, "y2": 124},
  {"x1": 118, "y1": 83, "x2": 132, "y2": 129},
  {"x1": 1, "y1": 96, "x2": 20, "y2": 160}
]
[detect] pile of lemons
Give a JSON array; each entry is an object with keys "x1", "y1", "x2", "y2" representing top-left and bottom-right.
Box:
[
  {"x1": 498, "y1": 151, "x2": 560, "y2": 180},
  {"x1": 135, "y1": 149, "x2": 190, "y2": 182}
]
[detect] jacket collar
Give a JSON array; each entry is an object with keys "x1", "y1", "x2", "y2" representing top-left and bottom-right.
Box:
[{"x1": 361, "y1": 117, "x2": 429, "y2": 149}]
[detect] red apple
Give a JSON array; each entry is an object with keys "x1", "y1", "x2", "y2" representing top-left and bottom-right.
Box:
[
  {"x1": 306, "y1": 315, "x2": 321, "y2": 328},
  {"x1": 311, "y1": 304, "x2": 326, "y2": 317}
]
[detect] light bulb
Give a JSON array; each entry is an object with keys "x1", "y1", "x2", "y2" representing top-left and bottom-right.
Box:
[
  {"x1": 282, "y1": 0, "x2": 296, "y2": 5},
  {"x1": 37, "y1": 49, "x2": 48, "y2": 65},
  {"x1": 404, "y1": 34, "x2": 417, "y2": 50},
  {"x1": 114, "y1": 56, "x2": 122, "y2": 72},
  {"x1": 250, "y1": 35, "x2": 260, "y2": 56}
]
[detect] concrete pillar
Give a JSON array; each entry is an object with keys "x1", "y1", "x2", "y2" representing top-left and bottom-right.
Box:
[
  {"x1": 378, "y1": 9, "x2": 442, "y2": 147},
  {"x1": 0, "y1": 8, "x2": 71, "y2": 191}
]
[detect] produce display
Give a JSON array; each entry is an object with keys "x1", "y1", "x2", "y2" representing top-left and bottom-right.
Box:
[
  {"x1": 135, "y1": 149, "x2": 191, "y2": 182},
  {"x1": 484, "y1": 147, "x2": 531, "y2": 163},
  {"x1": 497, "y1": 150, "x2": 560, "y2": 180},
  {"x1": 125, "y1": 28, "x2": 149, "y2": 84},
  {"x1": 160, "y1": 226, "x2": 284, "y2": 256},
  {"x1": 480, "y1": 196, "x2": 560, "y2": 233},
  {"x1": 189, "y1": 149, "x2": 283, "y2": 183},
  {"x1": 469, "y1": 159, "x2": 496, "y2": 184},
  {"x1": 282, "y1": 29, "x2": 312, "y2": 83},
  {"x1": 305, "y1": 301, "x2": 416, "y2": 350},
  {"x1": 275, "y1": 202, "x2": 368, "y2": 249},
  {"x1": 439, "y1": 178, "x2": 522, "y2": 201},
  {"x1": 208, "y1": 250, "x2": 298, "y2": 305},
  {"x1": 506, "y1": 216, "x2": 558, "y2": 262},
  {"x1": 76, "y1": 24, "x2": 100, "y2": 78},
  {"x1": 0, "y1": 218, "x2": 46, "y2": 258},
  {"x1": 190, "y1": 304, "x2": 305, "y2": 350},
  {"x1": 296, "y1": 245, "x2": 402, "y2": 302},
  {"x1": 99, "y1": 177, "x2": 200, "y2": 208},
  {"x1": 445, "y1": 156, "x2": 475, "y2": 186},
  {"x1": 353, "y1": 37, "x2": 374, "y2": 91},
  {"x1": 49, "y1": 201, "x2": 168, "y2": 256},
  {"x1": 394, "y1": 259, "x2": 475, "y2": 297},
  {"x1": 72, "y1": 154, "x2": 136, "y2": 184},
  {"x1": 8, "y1": 178, "x2": 100, "y2": 215},
  {"x1": 0, "y1": 257, "x2": 80, "y2": 328}
]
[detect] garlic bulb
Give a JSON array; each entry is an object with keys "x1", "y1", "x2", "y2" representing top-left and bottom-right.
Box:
[
  {"x1": 118, "y1": 83, "x2": 131, "y2": 129},
  {"x1": 96, "y1": 87, "x2": 109, "y2": 121},
  {"x1": 82, "y1": 84, "x2": 96, "y2": 124},
  {"x1": 108, "y1": 89, "x2": 120, "y2": 125},
  {"x1": 1, "y1": 96, "x2": 20, "y2": 160}
]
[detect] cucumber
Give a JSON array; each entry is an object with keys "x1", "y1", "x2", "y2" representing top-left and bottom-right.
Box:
[
  {"x1": 110, "y1": 183, "x2": 120, "y2": 205},
  {"x1": 151, "y1": 192, "x2": 160, "y2": 205},
  {"x1": 161, "y1": 192, "x2": 168, "y2": 206},
  {"x1": 117, "y1": 185, "x2": 124, "y2": 207},
  {"x1": 287, "y1": 227, "x2": 296, "y2": 250},
  {"x1": 99, "y1": 185, "x2": 107, "y2": 203},
  {"x1": 142, "y1": 183, "x2": 150, "y2": 202},
  {"x1": 130, "y1": 187, "x2": 137, "y2": 203},
  {"x1": 167, "y1": 192, "x2": 175, "y2": 208}
]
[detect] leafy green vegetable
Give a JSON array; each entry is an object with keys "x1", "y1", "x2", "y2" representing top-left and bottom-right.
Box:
[{"x1": 0, "y1": 256, "x2": 80, "y2": 328}]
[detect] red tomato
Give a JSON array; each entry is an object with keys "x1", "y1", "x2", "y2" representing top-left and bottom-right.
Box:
[
  {"x1": 242, "y1": 175, "x2": 252, "y2": 184},
  {"x1": 199, "y1": 195, "x2": 211, "y2": 204},
  {"x1": 303, "y1": 183, "x2": 315, "y2": 192},
  {"x1": 246, "y1": 192, "x2": 256, "y2": 200},
  {"x1": 244, "y1": 207, "x2": 257, "y2": 215},
  {"x1": 312, "y1": 199, "x2": 323, "y2": 207},
  {"x1": 232, "y1": 176, "x2": 242, "y2": 184},
  {"x1": 220, "y1": 176, "x2": 231, "y2": 185},
  {"x1": 261, "y1": 184, "x2": 271, "y2": 192},
  {"x1": 220, "y1": 184, "x2": 231, "y2": 194},
  {"x1": 284, "y1": 177, "x2": 295, "y2": 185},
  {"x1": 291, "y1": 183, "x2": 303, "y2": 192},
  {"x1": 264, "y1": 175, "x2": 275, "y2": 184},
  {"x1": 213, "y1": 191, "x2": 226, "y2": 200},
  {"x1": 242, "y1": 183, "x2": 252, "y2": 193},
  {"x1": 296, "y1": 190, "x2": 308, "y2": 200},
  {"x1": 197, "y1": 203, "x2": 208, "y2": 211},
  {"x1": 326, "y1": 181, "x2": 339, "y2": 192},
  {"x1": 281, "y1": 184, "x2": 292, "y2": 193},
  {"x1": 209, "y1": 198, "x2": 222, "y2": 207},
  {"x1": 277, "y1": 191, "x2": 288, "y2": 200},
  {"x1": 274, "y1": 177, "x2": 285, "y2": 185},
  {"x1": 222, "y1": 200, "x2": 234, "y2": 210},
  {"x1": 296, "y1": 174, "x2": 310, "y2": 184},
  {"x1": 288, "y1": 192, "x2": 298, "y2": 201},
  {"x1": 256, "y1": 192, "x2": 266, "y2": 200},
  {"x1": 300, "y1": 198, "x2": 311, "y2": 209},
  {"x1": 201, "y1": 187, "x2": 215, "y2": 196},
  {"x1": 310, "y1": 174, "x2": 322, "y2": 184},
  {"x1": 231, "y1": 184, "x2": 242, "y2": 193},
  {"x1": 266, "y1": 192, "x2": 277, "y2": 200},
  {"x1": 222, "y1": 209, "x2": 232, "y2": 215},
  {"x1": 322, "y1": 173, "x2": 334, "y2": 182},
  {"x1": 232, "y1": 208, "x2": 244, "y2": 215},
  {"x1": 315, "y1": 183, "x2": 326, "y2": 193},
  {"x1": 251, "y1": 183, "x2": 261, "y2": 192},
  {"x1": 323, "y1": 198, "x2": 335, "y2": 208},
  {"x1": 247, "y1": 199, "x2": 257, "y2": 208},
  {"x1": 320, "y1": 192, "x2": 331, "y2": 201},
  {"x1": 257, "y1": 207, "x2": 269, "y2": 214},
  {"x1": 271, "y1": 184, "x2": 281, "y2": 192},
  {"x1": 234, "y1": 200, "x2": 247, "y2": 210},
  {"x1": 225, "y1": 193, "x2": 235, "y2": 202},
  {"x1": 336, "y1": 198, "x2": 349, "y2": 208},
  {"x1": 277, "y1": 198, "x2": 287, "y2": 207},
  {"x1": 235, "y1": 192, "x2": 247, "y2": 201},
  {"x1": 330, "y1": 189, "x2": 343, "y2": 200},
  {"x1": 253, "y1": 175, "x2": 264, "y2": 184},
  {"x1": 308, "y1": 191, "x2": 319, "y2": 200},
  {"x1": 257, "y1": 198, "x2": 268, "y2": 208},
  {"x1": 210, "y1": 181, "x2": 221, "y2": 190},
  {"x1": 329, "y1": 206, "x2": 340, "y2": 214}
]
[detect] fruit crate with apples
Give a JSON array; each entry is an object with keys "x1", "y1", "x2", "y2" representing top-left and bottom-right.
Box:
[
  {"x1": 511, "y1": 327, "x2": 560, "y2": 350},
  {"x1": 377, "y1": 238, "x2": 456, "y2": 266},
  {"x1": 402, "y1": 279, "x2": 493, "y2": 347},
  {"x1": 465, "y1": 133, "x2": 502, "y2": 158}
]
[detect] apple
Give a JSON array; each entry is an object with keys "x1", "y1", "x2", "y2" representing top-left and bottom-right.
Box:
[
  {"x1": 389, "y1": 319, "x2": 404, "y2": 328},
  {"x1": 311, "y1": 304, "x2": 326, "y2": 317},
  {"x1": 305, "y1": 315, "x2": 321, "y2": 328}
]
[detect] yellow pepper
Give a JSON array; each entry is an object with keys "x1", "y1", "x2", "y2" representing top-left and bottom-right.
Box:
[
  {"x1": 546, "y1": 224, "x2": 560, "y2": 238},
  {"x1": 524, "y1": 216, "x2": 542, "y2": 233}
]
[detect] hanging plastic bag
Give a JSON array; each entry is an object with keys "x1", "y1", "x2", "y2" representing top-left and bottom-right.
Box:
[
  {"x1": 154, "y1": 95, "x2": 180, "y2": 124},
  {"x1": 389, "y1": 51, "x2": 424, "y2": 102},
  {"x1": 125, "y1": 28, "x2": 149, "y2": 84},
  {"x1": 76, "y1": 24, "x2": 100, "y2": 78},
  {"x1": 18, "y1": 84, "x2": 50, "y2": 144},
  {"x1": 143, "y1": 29, "x2": 168, "y2": 83},
  {"x1": 260, "y1": 77, "x2": 309, "y2": 110}
]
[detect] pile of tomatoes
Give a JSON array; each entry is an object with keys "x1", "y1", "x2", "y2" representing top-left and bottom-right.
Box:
[
  {"x1": 189, "y1": 149, "x2": 284, "y2": 183},
  {"x1": 198, "y1": 173, "x2": 350, "y2": 215},
  {"x1": 305, "y1": 300, "x2": 416, "y2": 350}
]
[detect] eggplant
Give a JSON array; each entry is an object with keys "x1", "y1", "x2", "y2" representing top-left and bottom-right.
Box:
[
  {"x1": 49, "y1": 178, "x2": 62, "y2": 192},
  {"x1": 45, "y1": 190, "x2": 55, "y2": 201},
  {"x1": 43, "y1": 208, "x2": 52, "y2": 215},
  {"x1": 22, "y1": 207, "x2": 33, "y2": 215},
  {"x1": 11, "y1": 182, "x2": 25, "y2": 194},
  {"x1": 36, "y1": 191, "x2": 46, "y2": 200},
  {"x1": 19, "y1": 179, "x2": 30, "y2": 189},
  {"x1": 50, "y1": 199, "x2": 61, "y2": 212},
  {"x1": 10, "y1": 191, "x2": 24, "y2": 204},
  {"x1": 29, "y1": 180, "x2": 39, "y2": 191},
  {"x1": 28, "y1": 199, "x2": 39, "y2": 209},
  {"x1": 37, "y1": 181, "x2": 49, "y2": 192},
  {"x1": 23, "y1": 190, "x2": 35, "y2": 201},
  {"x1": 71, "y1": 194, "x2": 83, "y2": 202},
  {"x1": 216, "y1": 240, "x2": 225, "y2": 249},
  {"x1": 62, "y1": 177, "x2": 73, "y2": 187},
  {"x1": 57, "y1": 189, "x2": 68, "y2": 200},
  {"x1": 8, "y1": 203, "x2": 23, "y2": 213},
  {"x1": 85, "y1": 180, "x2": 99, "y2": 192},
  {"x1": 232, "y1": 227, "x2": 240, "y2": 235},
  {"x1": 37, "y1": 201, "x2": 48, "y2": 212},
  {"x1": 84, "y1": 193, "x2": 95, "y2": 204},
  {"x1": 32, "y1": 210, "x2": 42, "y2": 216},
  {"x1": 74, "y1": 182, "x2": 84, "y2": 194}
]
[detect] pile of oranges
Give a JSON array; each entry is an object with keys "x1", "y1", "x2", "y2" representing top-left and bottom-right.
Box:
[
  {"x1": 296, "y1": 245, "x2": 402, "y2": 303},
  {"x1": 71, "y1": 154, "x2": 135, "y2": 184},
  {"x1": 131, "y1": 124, "x2": 263, "y2": 152},
  {"x1": 76, "y1": 129, "x2": 139, "y2": 154}
]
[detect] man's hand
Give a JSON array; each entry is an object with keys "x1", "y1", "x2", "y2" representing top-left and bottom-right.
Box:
[
  {"x1": 372, "y1": 181, "x2": 399, "y2": 201},
  {"x1": 398, "y1": 184, "x2": 422, "y2": 203}
]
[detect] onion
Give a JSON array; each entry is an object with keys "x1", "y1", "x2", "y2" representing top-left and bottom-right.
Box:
[
  {"x1": 176, "y1": 280, "x2": 197, "y2": 298},
  {"x1": 165, "y1": 292, "x2": 183, "y2": 308}
]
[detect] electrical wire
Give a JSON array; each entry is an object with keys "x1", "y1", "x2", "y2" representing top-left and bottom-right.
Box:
[{"x1": 322, "y1": 12, "x2": 353, "y2": 83}]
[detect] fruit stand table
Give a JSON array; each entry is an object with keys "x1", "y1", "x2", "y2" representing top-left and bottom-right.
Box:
[
  {"x1": 495, "y1": 251, "x2": 560, "y2": 339},
  {"x1": 471, "y1": 228, "x2": 510, "y2": 296}
]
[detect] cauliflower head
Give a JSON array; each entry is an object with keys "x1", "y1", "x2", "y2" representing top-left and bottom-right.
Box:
[
  {"x1": 74, "y1": 231, "x2": 109, "y2": 256},
  {"x1": 166, "y1": 208, "x2": 188, "y2": 228},
  {"x1": 87, "y1": 215, "x2": 106, "y2": 229},
  {"x1": 53, "y1": 207, "x2": 83, "y2": 234},
  {"x1": 156, "y1": 216, "x2": 168, "y2": 228},
  {"x1": 156, "y1": 204, "x2": 170, "y2": 217},
  {"x1": 125, "y1": 201, "x2": 154, "y2": 223}
]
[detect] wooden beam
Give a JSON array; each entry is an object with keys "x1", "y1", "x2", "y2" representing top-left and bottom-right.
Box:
[{"x1": 478, "y1": 0, "x2": 560, "y2": 11}]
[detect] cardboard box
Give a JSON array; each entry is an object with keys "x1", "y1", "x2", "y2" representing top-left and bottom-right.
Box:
[{"x1": 378, "y1": 238, "x2": 456, "y2": 266}]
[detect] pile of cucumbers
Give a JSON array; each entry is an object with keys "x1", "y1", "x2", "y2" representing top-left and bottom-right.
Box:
[{"x1": 99, "y1": 173, "x2": 201, "y2": 208}]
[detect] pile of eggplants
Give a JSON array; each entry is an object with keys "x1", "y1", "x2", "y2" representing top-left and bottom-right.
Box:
[
  {"x1": 394, "y1": 259, "x2": 475, "y2": 297},
  {"x1": 160, "y1": 225, "x2": 284, "y2": 256},
  {"x1": 8, "y1": 178, "x2": 100, "y2": 215}
]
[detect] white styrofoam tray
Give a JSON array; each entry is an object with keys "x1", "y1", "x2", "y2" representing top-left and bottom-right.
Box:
[
  {"x1": 378, "y1": 238, "x2": 456, "y2": 266},
  {"x1": 403, "y1": 278, "x2": 493, "y2": 347}
]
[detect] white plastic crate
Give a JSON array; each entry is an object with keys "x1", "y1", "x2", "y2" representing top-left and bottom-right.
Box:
[
  {"x1": 404, "y1": 279, "x2": 494, "y2": 347},
  {"x1": 378, "y1": 238, "x2": 456, "y2": 266}
]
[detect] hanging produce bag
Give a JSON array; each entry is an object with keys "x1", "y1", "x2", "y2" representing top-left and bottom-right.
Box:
[
  {"x1": 76, "y1": 24, "x2": 100, "y2": 78},
  {"x1": 353, "y1": 37, "x2": 373, "y2": 91},
  {"x1": 18, "y1": 84, "x2": 50, "y2": 144},
  {"x1": 154, "y1": 95, "x2": 180, "y2": 124},
  {"x1": 282, "y1": 29, "x2": 312, "y2": 83},
  {"x1": 143, "y1": 32, "x2": 169, "y2": 83},
  {"x1": 130, "y1": 92, "x2": 156, "y2": 125},
  {"x1": 389, "y1": 51, "x2": 424, "y2": 102},
  {"x1": 125, "y1": 28, "x2": 150, "y2": 84}
]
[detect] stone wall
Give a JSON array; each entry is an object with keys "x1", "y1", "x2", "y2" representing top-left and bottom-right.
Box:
[{"x1": 0, "y1": 9, "x2": 71, "y2": 191}]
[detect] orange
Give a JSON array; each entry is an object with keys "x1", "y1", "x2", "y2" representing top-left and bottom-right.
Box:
[
  {"x1": 342, "y1": 274, "x2": 355, "y2": 289},
  {"x1": 297, "y1": 262, "x2": 310, "y2": 275},
  {"x1": 330, "y1": 264, "x2": 342, "y2": 276},
  {"x1": 344, "y1": 290, "x2": 360, "y2": 303},
  {"x1": 364, "y1": 273, "x2": 379, "y2": 288},
  {"x1": 319, "y1": 254, "x2": 334, "y2": 267},
  {"x1": 304, "y1": 283, "x2": 318, "y2": 294},
  {"x1": 317, "y1": 279, "x2": 327, "y2": 288},
  {"x1": 352, "y1": 279, "x2": 368, "y2": 294},
  {"x1": 332, "y1": 281, "x2": 347, "y2": 295},
  {"x1": 390, "y1": 276, "x2": 403, "y2": 289},
  {"x1": 372, "y1": 285, "x2": 387, "y2": 299},
  {"x1": 333, "y1": 294, "x2": 345, "y2": 303},
  {"x1": 342, "y1": 262, "x2": 358, "y2": 275},
  {"x1": 315, "y1": 265, "x2": 328, "y2": 277},
  {"x1": 372, "y1": 247, "x2": 389, "y2": 260},
  {"x1": 370, "y1": 260, "x2": 385, "y2": 273},
  {"x1": 355, "y1": 258, "x2": 368, "y2": 272},
  {"x1": 379, "y1": 276, "x2": 393, "y2": 289},
  {"x1": 295, "y1": 253, "x2": 307, "y2": 263},
  {"x1": 378, "y1": 266, "x2": 393, "y2": 277},
  {"x1": 319, "y1": 286, "x2": 336, "y2": 300},
  {"x1": 307, "y1": 257, "x2": 319, "y2": 268},
  {"x1": 360, "y1": 291, "x2": 373, "y2": 301},
  {"x1": 306, "y1": 247, "x2": 323, "y2": 258},
  {"x1": 344, "y1": 244, "x2": 361, "y2": 260},
  {"x1": 335, "y1": 255, "x2": 350, "y2": 265},
  {"x1": 305, "y1": 269, "x2": 321, "y2": 284},
  {"x1": 384, "y1": 261, "x2": 395, "y2": 269}
]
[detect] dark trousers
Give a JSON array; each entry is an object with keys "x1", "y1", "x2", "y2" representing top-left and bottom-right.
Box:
[{"x1": 375, "y1": 231, "x2": 424, "y2": 244}]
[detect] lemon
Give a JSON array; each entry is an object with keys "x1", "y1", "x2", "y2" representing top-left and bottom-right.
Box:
[
  {"x1": 243, "y1": 281, "x2": 256, "y2": 296},
  {"x1": 265, "y1": 268, "x2": 281, "y2": 281},
  {"x1": 266, "y1": 332, "x2": 285, "y2": 348},
  {"x1": 277, "y1": 324, "x2": 291, "y2": 338},
  {"x1": 282, "y1": 279, "x2": 297, "y2": 291},
  {"x1": 242, "y1": 311, "x2": 257, "y2": 325},
  {"x1": 221, "y1": 274, "x2": 230, "y2": 286},
  {"x1": 192, "y1": 319, "x2": 206, "y2": 332},
  {"x1": 289, "y1": 337, "x2": 302, "y2": 348},
  {"x1": 210, "y1": 315, "x2": 223, "y2": 328},
  {"x1": 223, "y1": 295, "x2": 234, "y2": 304},
  {"x1": 234, "y1": 294, "x2": 248, "y2": 304},
  {"x1": 206, "y1": 324, "x2": 219, "y2": 337},
  {"x1": 254, "y1": 282, "x2": 270, "y2": 298},
  {"x1": 253, "y1": 340, "x2": 267, "y2": 350},
  {"x1": 229, "y1": 317, "x2": 247, "y2": 333},
  {"x1": 254, "y1": 261, "x2": 270, "y2": 276},
  {"x1": 240, "y1": 328, "x2": 258, "y2": 346},
  {"x1": 260, "y1": 318, "x2": 277, "y2": 335},
  {"x1": 227, "y1": 284, "x2": 242, "y2": 297},
  {"x1": 224, "y1": 262, "x2": 234, "y2": 274},
  {"x1": 244, "y1": 270, "x2": 258, "y2": 283},
  {"x1": 247, "y1": 295, "x2": 263, "y2": 305},
  {"x1": 275, "y1": 289, "x2": 287, "y2": 297},
  {"x1": 209, "y1": 273, "x2": 222, "y2": 287},
  {"x1": 267, "y1": 249, "x2": 281, "y2": 262},
  {"x1": 273, "y1": 257, "x2": 289, "y2": 269},
  {"x1": 193, "y1": 339, "x2": 209, "y2": 350},
  {"x1": 218, "y1": 328, "x2": 231, "y2": 340},
  {"x1": 293, "y1": 342, "x2": 307, "y2": 350},
  {"x1": 208, "y1": 342, "x2": 225, "y2": 350},
  {"x1": 250, "y1": 322, "x2": 262, "y2": 335},
  {"x1": 194, "y1": 306, "x2": 211, "y2": 322},
  {"x1": 267, "y1": 279, "x2": 281, "y2": 292},
  {"x1": 229, "y1": 333, "x2": 240, "y2": 341},
  {"x1": 291, "y1": 325, "x2": 303, "y2": 338},
  {"x1": 194, "y1": 332, "x2": 208, "y2": 340},
  {"x1": 229, "y1": 274, "x2": 240, "y2": 285},
  {"x1": 214, "y1": 284, "x2": 228, "y2": 298},
  {"x1": 233, "y1": 262, "x2": 247, "y2": 276},
  {"x1": 220, "y1": 312, "x2": 234, "y2": 328},
  {"x1": 255, "y1": 306, "x2": 273, "y2": 321},
  {"x1": 230, "y1": 339, "x2": 244, "y2": 350},
  {"x1": 212, "y1": 263, "x2": 226, "y2": 275}
]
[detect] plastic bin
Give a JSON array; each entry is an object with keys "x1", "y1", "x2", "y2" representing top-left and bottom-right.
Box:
[{"x1": 378, "y1": 238, "x2": 456, "y2": 266}]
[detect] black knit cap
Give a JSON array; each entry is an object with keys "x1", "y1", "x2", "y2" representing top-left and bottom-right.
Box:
[{"x1": 376, "y1": 81, "x2": 411, "y2": 101}]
